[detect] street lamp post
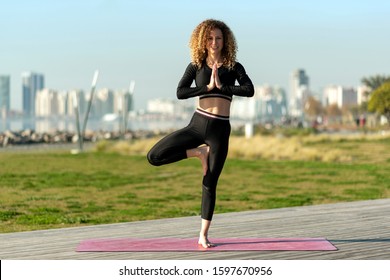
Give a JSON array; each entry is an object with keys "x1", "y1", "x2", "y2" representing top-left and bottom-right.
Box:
[{"x1": 71, "y1": 70, "x2": 99, "y2": 153}]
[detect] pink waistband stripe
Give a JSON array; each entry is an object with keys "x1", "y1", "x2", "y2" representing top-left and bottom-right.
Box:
[{"x1": 196, "y1": 108, "x2": 230, "y2": 120}]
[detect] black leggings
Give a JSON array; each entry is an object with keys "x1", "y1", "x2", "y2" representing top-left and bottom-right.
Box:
[{"x1": 147, "y1": 109, "x2": 231, "y2": 221}]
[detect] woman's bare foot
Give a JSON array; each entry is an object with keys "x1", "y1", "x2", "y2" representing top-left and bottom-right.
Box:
[
  {"x1": 187, "y1": 145, "x2": 210, "y2": 176},
  {"x1": 198, "y1": 146, "x2": 210, "y2": 176},
  {"x1": 198, "y1": 234, "x2": 214, "y2": 248}
]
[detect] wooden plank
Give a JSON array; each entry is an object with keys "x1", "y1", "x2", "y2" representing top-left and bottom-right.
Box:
[{"x1": 0, "y1": 199, "x2": 389, "y2": 260}]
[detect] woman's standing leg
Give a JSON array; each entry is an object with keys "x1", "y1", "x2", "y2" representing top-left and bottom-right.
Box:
[
  {"x1": 199, "y1": 219, "x2": 212, "y2": 247},
  {"x1": 198, "y1": 119, "x2": 231, "y2": 248}
]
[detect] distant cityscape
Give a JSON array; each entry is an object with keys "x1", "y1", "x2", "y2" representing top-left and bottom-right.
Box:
[{"x1": 0, "y1": 69, "x2": 371, "y2": 133}]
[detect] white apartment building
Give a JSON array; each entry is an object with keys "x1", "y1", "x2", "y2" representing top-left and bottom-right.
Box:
[
  {"x1": 147, "y1": 98, "x2": 194, "y2": 117},
  {"x1": 323, "y1": 85, "x2": 358, "y2": 108},
  {"x1": 57, "y1": 91, "x2": 68, "y2": 115},
  {"x1": 35, "y1": 88, "x2": 133, "y2": 118},
  {"x1": 35, "y1": 88, "x2": 59, "y2": 117},
  {"x1": 36, "y1": 89, "x2": 86, "y2": 117},
  {"x1": 230, "y1": 96, "x2": 258, "y2": 120},
  {"x1": 147, "y1": 98, "x2": 175, "y2": 115},
  {"x1": 230, "y1": 85, "x2": 287, "y2": 122},
  {"x1": 94, "y1": 88, "x2": 115, "y2": 117},
  {"x1": 357, "y1": 85, "x2": 370, "y2": 105},
  {"x1": 67, "y1": 89, "x2": 86, "y2": 117},
  {"x1": 91, "y1": 88, "x2": 134, "y2": 117}
]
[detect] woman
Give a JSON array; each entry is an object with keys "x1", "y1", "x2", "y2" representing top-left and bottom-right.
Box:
[{"x1": 147, "y1": 19, "x2": 254, "y2": 248}]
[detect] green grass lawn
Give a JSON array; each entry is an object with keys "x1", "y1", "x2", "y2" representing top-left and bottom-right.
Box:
[{"x1": 0, "y1": 134, "x2": 389, "y2": 233}]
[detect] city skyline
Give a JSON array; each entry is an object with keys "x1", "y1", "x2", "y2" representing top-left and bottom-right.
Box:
[{"x1": 1, "y1": 0, "x2": 390, "y2": 111}]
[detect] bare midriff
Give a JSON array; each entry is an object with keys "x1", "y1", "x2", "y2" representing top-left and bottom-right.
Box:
[{"x1": 198, "y1": 97, "x2": 231, "y2": 117}]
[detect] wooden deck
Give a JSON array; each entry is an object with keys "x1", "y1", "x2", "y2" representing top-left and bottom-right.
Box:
[{"x1": 1, "y1": 198, "x2": 389, "y2": 260}]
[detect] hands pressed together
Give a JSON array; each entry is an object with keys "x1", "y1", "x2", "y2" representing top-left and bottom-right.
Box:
[{"x1": 207, "y1": 62, "x2": 222, "y2": 91}]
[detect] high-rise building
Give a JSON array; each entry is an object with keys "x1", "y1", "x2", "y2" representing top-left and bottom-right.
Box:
[
  {"x1": 113, "y1": 89, "x2": 134, "y2": 115},
  {"x1": 147, "y1": 98, "x2": 193, "y2": 117},
  {"x1": 357, "y1": 85, "x2": 370, "y2": 105},
  {"x1": 289, "y1": 69, "x2": 309, "y2": 117},
  {"x1": 68, "y1": 89, "x2": 86, "y2": 117},
  {"x1": 22, "y1": 71, "x2": 45, "y2": 116},
  {"x1": 323, "y1": 85, "x2": 357, "y2": 108},
  {"x1": 257, "y1": 85, "x2": 288, "y2": 122},
  {"x1": 57, "y1": 90, "x2": 68, "y2": 116},
  {"x1": 0, "y1": 75, "x2": 10, "y2": 117},
  {"x1": 35, "y1": 88, "x2": 59, "y2": 117},
  {"x1": 94, "y1": 88, "x2": 115, "y2": 117},
  {"x1": 230, "y1": 85, "x2": 287, "y2": 122}
]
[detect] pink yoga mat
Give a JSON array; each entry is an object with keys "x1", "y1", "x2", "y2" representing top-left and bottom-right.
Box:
[{"x1": 76, "y1": 237, "x2": 337, "y2": 252}]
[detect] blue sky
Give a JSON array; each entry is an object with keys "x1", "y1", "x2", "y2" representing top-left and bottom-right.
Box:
[{"x1": 1, "y1": 0, "x2": 389, "y2": 110}]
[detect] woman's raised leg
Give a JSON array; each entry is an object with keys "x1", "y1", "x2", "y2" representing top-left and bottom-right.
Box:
[{"x1": 186, "y1": 145, "x2": 209, "y2": 176}]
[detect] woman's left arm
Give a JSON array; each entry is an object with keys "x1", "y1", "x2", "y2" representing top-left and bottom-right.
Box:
[{"x1": 220, "y1": 63, "x2": 254, "y2": 97}]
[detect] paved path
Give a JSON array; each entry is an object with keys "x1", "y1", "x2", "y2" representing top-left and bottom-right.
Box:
[{"x1": 1, "y1": 199, "x2": 389, "y2": 259}]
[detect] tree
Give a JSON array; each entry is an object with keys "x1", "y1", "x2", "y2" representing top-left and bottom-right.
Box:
[
  {"x1": 325, "y1": 104, "x2": 342, "y2": 124},
  {"x1": 361, "y1": 75, "x2": 390, "y2": 92},
  {"x1": 304, "y1": 96, "x2": 323, "y2": 120},
  {"x1": 360, "y1": 75, "x2": 390, "y2": 117},
  {"x1": 368, "y1": 81, "x2": 390, "y2": 125}
]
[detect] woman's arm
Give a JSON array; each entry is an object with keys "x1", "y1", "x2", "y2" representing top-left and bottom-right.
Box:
[
  {"x1": 220, "y1": 62, "x2": 254, "y2": 97},
  {"x1": 176, "y1": 63, "x2": 208, "y2": 100}
]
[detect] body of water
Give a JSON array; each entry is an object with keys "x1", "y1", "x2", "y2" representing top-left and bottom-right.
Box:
[
  {"x1": 0, "y1": 114, "x2": 255, "y2": 134},
  {"x1": 0, "y1": 116, "x2": 193, "y2": 133}
]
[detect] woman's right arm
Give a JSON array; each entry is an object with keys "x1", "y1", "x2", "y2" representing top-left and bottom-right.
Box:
[{"x1": 177, "y1": 63, "x2": 208, "y2": 99}]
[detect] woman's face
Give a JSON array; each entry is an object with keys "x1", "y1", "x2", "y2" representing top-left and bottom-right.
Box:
[{"x1": 206, "y1": 28, "x2": 223, "y2": 56}]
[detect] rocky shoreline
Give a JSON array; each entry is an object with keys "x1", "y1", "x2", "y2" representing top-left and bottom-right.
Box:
[{"x1": 0, "y1": 129, "x2": 158, "y2": 148}]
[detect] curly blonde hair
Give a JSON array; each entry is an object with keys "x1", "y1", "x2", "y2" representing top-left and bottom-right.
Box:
[{"x1": 189, "y1": 19, "x2": 237, "y2": 69}]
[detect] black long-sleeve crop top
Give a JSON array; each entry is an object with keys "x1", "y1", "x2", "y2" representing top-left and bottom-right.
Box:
[{"x1": 176, "y1": 62, "x2": 254, "y2": 102}]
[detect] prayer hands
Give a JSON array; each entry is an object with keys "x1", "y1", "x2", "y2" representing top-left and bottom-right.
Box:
[{"x1": 207, "y1": 62, "x2": 222, "y2": 91}]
